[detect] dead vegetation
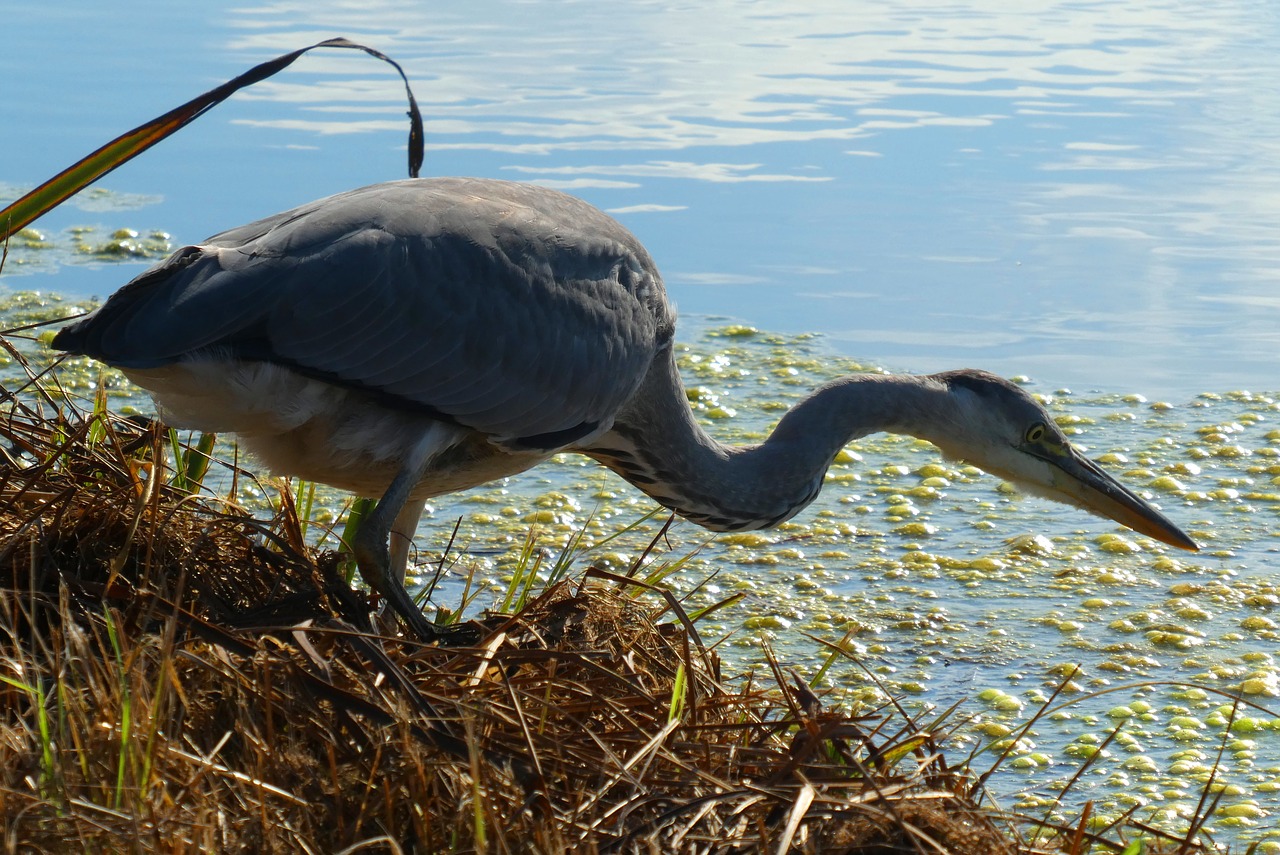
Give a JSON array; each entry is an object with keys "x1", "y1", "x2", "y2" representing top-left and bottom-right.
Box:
[{"x1": 0, "y1": 346, "x2": 1214, "y2": 853}]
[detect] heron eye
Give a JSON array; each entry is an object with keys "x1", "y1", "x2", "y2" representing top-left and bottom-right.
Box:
[{"x1": 1025, "y1": 423, "x2": 1047, "y2": 444}]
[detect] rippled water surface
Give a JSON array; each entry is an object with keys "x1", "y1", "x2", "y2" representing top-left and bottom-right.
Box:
[{"x1": 4, "y1": 0, "x2": 1280, "y2": 846}]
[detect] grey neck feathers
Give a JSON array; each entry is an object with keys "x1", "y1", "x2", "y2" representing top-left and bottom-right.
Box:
[{"x1": 582, "y1": 352, "x2": 955, "y2": 531}]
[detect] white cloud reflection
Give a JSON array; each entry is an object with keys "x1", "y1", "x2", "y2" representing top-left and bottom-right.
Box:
[
  {"x1": 606, "y1": 204, "x2": 687, "y2": 214},
  {"x1": 504, "y1": 162, "x2": 830, "y2": 184},
  {"x1": 221, "y1": 0, "x2": 1258, "y2": 160}
]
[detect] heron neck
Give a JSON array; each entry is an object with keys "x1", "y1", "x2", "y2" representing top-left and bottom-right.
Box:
[{"x1": 584, "y1": 352, "x2": 954, "y2": 531}]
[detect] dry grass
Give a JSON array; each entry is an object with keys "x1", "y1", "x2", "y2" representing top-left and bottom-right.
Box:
[{"x1": 0, "y1": 346, "x2": 1215, "y2": 854}]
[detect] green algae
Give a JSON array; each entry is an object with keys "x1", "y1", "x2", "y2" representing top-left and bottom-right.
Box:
[{"x1": 1, "y1": 214, "x2": 172, "y2": 272}]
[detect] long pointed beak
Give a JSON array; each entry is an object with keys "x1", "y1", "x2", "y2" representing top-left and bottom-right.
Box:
[{"x1": 1050, "y1": 449, "x2": 1199, "y2": 551}]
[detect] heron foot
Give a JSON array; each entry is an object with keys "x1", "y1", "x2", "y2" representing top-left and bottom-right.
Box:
[{"x1": 352, "y1": 527, "x2": 441, "y2": 642}]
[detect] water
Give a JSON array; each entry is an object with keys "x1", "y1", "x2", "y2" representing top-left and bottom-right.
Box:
[
  {"x1": 6, "y1": 0, "x2": 1279, "y2": 398},
  {"x1": 4, "y1": 0, "x2": 1280, "y2": 846}
]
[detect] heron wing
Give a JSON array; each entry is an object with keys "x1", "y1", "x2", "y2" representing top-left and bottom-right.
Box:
[{"x1": 53, "y1": 178, "x2": 674, "y2": 449}]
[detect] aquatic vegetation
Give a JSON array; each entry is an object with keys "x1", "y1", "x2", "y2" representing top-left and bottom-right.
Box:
[{"x1": 1, "y1": 219, "x2": 172, "y2": 272}]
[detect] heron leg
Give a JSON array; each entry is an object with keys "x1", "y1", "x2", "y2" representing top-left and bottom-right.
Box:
[
  {"x1": 389, "y1": 497, "x2": 428, "y2": 582},
  {"x1": 351, "y1": 434, "x2": 442, "y2": 641}
]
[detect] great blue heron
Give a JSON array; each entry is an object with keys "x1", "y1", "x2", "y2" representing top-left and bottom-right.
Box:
[{"x1": 53, "y1": 177, "x2": 1197, "y2": 640}]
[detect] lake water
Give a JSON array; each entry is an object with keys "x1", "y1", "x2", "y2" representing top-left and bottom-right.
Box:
[
  {"x1": 6, "y1": 0, "x2": 1280, "y2": 400},
  {"x1": 4, "y1": 0, "x2": 1280, "y2": 847}
]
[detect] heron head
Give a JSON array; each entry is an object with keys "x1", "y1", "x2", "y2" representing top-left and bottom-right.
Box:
[{"x1": 928, "y1": 369, "x2": 1198, "y2": 551}]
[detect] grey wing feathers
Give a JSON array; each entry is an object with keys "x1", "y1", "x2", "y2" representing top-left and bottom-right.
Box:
[{"x1": 53, "y1": 178, "x2": 675, "y2": 449}]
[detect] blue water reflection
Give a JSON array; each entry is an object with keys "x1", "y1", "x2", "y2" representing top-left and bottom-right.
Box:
[{"x1": 4, "y1": 0, "x2": 1278, "y2": 399}]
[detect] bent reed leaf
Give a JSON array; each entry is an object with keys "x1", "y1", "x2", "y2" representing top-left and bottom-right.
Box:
[{"x1": 0, "y1": 37, "x2": 424, "y2": 243}]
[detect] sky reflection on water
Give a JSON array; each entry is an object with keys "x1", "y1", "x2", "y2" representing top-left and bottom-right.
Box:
[{"x1": 3, "y1": 0, "x2": 1278, "y2": 399}]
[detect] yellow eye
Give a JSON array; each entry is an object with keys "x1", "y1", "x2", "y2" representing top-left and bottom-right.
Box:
[{"x1": 1025, "y1": 423, "x2": 1047, "y2": 444}]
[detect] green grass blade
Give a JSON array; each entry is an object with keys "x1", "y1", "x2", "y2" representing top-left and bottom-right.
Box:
[
  {"x1": 667, "y1": 662, "x2": 688, "y2": 723},
  {"x1": 340, "y1": 497, "x2": 375, "y2": 584}
]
